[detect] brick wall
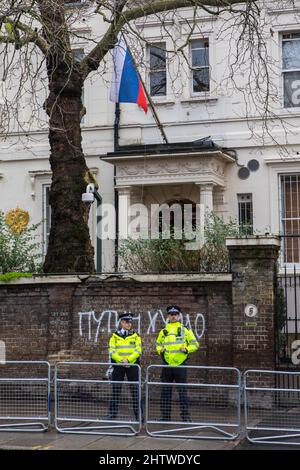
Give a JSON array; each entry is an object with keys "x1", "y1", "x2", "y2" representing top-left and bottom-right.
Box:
[
  {"x1": 0, "y1": 278, "x2": 232, "y2": 369},
  {"x1": 0, "y1": 237, "x2": 281, "y2": 372}
]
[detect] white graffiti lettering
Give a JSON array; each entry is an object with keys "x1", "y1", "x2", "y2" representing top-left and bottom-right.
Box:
[
  {"x1": 147, "y1": 310, "x2": 167, "y2": 334},
  {"x1": 79, "y1": 309, "x2": 206, "y2": 343}
]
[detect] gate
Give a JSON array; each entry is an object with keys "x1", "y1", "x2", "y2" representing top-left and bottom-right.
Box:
[
  {"x1": 145, "y1": 365, "x2": 241, "y2": 440},
  {"x1": 275, "y1": 263, "x2": 300, "y2": 371},
  {"x1": 244, "y1": 369, "x2": 300, "y2": 445},
  {"x1": 55, "y1": 362, "x2": 141, "y2": 436},
  {"x1": 0, "y1": 361, "x2": 51, "y2": 432}
]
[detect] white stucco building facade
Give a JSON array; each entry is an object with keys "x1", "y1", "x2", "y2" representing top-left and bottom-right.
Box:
[{"x1": 0, "y1": 1, "x2": 300, "y2": 271}]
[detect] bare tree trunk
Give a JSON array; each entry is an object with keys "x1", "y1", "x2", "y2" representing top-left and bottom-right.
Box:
[{"x1": 43, "y1": 67, "x2": 95, "y2": 273}]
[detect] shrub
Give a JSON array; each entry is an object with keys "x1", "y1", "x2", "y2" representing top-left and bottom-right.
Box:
[
  {"x1": 118, "y1": 213, "x2": 250, "y2": 273},
  {"x1": 0, "y1": 209, "x2": 42, "y2": 273}
]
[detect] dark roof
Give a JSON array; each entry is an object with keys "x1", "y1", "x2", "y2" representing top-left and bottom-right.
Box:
[{"x1": 104, "y1": 137, "x2": 237, "y2": 159}]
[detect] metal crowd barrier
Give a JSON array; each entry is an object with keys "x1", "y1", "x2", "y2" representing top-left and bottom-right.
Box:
[
  {"x1": 2, "y1": 360, "x2": 300, "y2": 445},
  {"x1": 54, "y1": 361, "x2": 142, "y2": 436},
  {"x1": 0, "y1": 361, "x2": 51, "y2": 432},
  {"x1": 145, "y1": 365, "x2": 241, "y2": 440},
  {"x1": 244, "y1": 369, "x2": 300, "y2": 446}
]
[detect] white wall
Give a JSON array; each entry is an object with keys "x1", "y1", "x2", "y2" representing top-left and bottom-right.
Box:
[{"x1": 1, "y1": 1, "x2": 300, "y2": 269}]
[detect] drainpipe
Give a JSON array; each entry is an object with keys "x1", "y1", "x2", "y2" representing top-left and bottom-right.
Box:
[
  {"x1": 114, "y1": 167, "x2": 119, "y2": 272},
  {"x1": 94, "y1": 190, "x2": 102, "y2": 273},
  {"x1": 114, "y1": 103, "x2": 120, "y2": 271},
  {"x1": 114, "y1": 103, "x2": 120, "y2": 151}
]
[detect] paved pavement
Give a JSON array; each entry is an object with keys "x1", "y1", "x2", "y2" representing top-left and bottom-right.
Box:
[
  {"x1": 0, "y1": 427, "x2": 245, "y2": 451},
  {"x1": 0, "y1": 426, "x2": 296, "y2": 450}
]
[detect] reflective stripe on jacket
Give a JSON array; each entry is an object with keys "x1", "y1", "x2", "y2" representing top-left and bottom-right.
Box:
[
  {"x1": 155, "y1": 321, "x2": 199, "y2": 366},
  {"x1": 109, "y1": 332, "x2": 142, "y2": 364}
]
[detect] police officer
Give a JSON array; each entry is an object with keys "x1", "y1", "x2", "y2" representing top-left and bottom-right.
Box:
[
  {"x1": 107, "y1": 313, "x2": 142, "y2": 420},
  {"x1": 156, "y1": 305, "x2": 199, "y2": 422}
]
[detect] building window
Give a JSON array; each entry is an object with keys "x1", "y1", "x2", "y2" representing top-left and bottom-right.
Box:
[
  {"x1": 191, "y1": 39, "x2": 209, "y2": 93},
  {"x1": 42, "y1": 184, "x2": 51, "y2": 256},
  {"x1": 237, "y1": 194, "x2": 253, "y2": 234},
  {"x1": 149, "y1": 43, "x2": 166, "y2": 96},
  {"x1": 280, "y1": 174, "x2": 300, "y2": 264},
  {"x1": 282, "y1": 33, "x2": 300, "y2": 108}
]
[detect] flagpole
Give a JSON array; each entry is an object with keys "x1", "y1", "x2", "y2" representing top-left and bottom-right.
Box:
[
  {"x1": 123, "y1": 36, "x2": 169, "y2": 145},
  {"x1": 139, "y1": 72, "x2": 169, "y2": 145}
]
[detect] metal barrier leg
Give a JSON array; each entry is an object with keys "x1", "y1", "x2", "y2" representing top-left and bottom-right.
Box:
[
  {"x1": 0, "y1": 422, "x2": 48, "y2": 432},
  {"x1": 149, "y1": 423, "x2": 238, "y2": 440},
  {"x1": 55, "y1": 422, "x2": 138, "y2": 436}
]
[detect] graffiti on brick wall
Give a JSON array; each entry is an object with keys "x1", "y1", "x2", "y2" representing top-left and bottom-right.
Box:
[{"x1": 78, "y1": 310, "x2": 206, "y2": 344}]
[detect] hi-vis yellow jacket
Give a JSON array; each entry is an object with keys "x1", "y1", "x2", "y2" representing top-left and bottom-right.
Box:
[
  {"x1": 109, "y1": 332, "x2": 142, "y2": 364},
  {"x1": 156, "y1": 322, "x2": 199, "y2": 366}
]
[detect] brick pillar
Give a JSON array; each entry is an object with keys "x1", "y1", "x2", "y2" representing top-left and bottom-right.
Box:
[{"x1": 226, "y1": 237, "x2": 280, "y2": 371}]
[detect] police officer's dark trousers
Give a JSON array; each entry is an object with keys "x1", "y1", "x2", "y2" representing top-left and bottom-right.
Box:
[
  {"x1": 160, "y1": 366, "x2": 190, "y2": 421},
  {"x1": 109, "y1": 364, "x2": 139, "y2": 420}
]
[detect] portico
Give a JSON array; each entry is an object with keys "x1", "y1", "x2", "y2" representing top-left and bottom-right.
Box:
[{"x1": 102, "y1": 141, "x2": 236, "y2": 242}]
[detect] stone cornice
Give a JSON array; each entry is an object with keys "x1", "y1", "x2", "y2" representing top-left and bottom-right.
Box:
[
  {"x1": 264, "y1": 157, "x2": 300, "y2": 164},
  {"x1": 103, "y1": 150, "x2": 235, "y2": 163}
]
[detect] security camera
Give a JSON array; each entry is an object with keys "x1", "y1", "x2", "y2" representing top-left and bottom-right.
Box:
[
  {"x1": 82, "y1": 192, "x2": 95, "y2": 203},
  {"x1": 82, "y1": 183, "x2": 95, "y2": 203}
]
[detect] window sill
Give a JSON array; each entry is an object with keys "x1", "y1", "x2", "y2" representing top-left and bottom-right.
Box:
[
  {"x1": 280, "y1": 107, "x2": 300, "y2": 115},
  {"x1": 151, "y1": 99, "x2": 175, "y2": 106},
  {"x1": 181, "y1": 95, "x2": 217, "y2": 104},
  {"x1": 150, "y1": 96, "x2": 218, "y2": 106}
]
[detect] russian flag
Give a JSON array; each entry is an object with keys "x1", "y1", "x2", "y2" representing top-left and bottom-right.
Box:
[{"x1": 110, "y1": 35, "x2": 148, "y2": 113}]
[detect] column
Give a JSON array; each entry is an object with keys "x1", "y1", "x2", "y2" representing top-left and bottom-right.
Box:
[
  {"x1": 226, "y1": 236, "x2": 280, "y2": 371},
  {"x1": 198, "y1": 183, "x2": 214, "y2": 214},
  {"x1": 117, "y1": 186, "x2": 131, "y2": 240}
]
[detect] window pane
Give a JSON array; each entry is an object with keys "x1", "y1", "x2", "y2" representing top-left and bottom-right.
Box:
[
  {"x1": 73, "y1": 49, "x2": 84, "y2": 62},
  {"x1": 150, "y1": 45, "x2": 166, "y2": 70},
  {"x1": 238, "y1": 194, "x2": 253, "y2": 235},
  {"x1": 192, "y1": 48, "x2": 209, "y2": 68},
  {"x1": 281, "y1": 174, "x2": 300, "y2": 263},
  {"x1": 283, "y1": 71, "x2": 300, "y2": 107},
  {"x1": 193, "y1": 68, "x2": 209, "y2": 92},
  {"x1": 282, "y1": 40, "x2": 300, "y2": 69},
  {"x1": 283, "y1": 32, "x2": 300, "y2": 39},
  {"x1": 150, "y1": 71, "x2": 166, "y2": 96},
  {"x1": 150, "y1": 43, "x2": 166, "y2": 96},
  {"x1": 191, "y1": 39, "x2": 209, "y2": 50}
]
